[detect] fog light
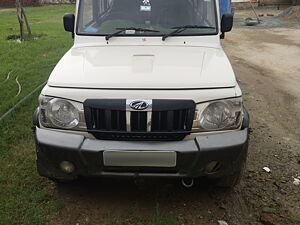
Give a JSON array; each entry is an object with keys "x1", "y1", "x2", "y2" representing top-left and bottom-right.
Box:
[
  {"x1": 205, "y1": 161, "x2": 221, "y2": 174},
  {"x1": 59, "y1": 161, "x2": 75, "y2": 174}
]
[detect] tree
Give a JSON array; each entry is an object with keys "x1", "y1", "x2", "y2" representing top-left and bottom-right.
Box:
[{"x1": 16, "y1": 0, "x2": 32, "y2": 41}]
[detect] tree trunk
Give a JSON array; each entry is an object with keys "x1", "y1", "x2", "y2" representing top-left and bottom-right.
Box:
[
  {"x1": 16, "y1": 0, "x2": 24, "y2": 41},
  {"x1": 21, "y1": 7, "x2": 32, "y2": 38},
  {"x1": 16, "y1": 0, "x2": 32, "y2": 41}
]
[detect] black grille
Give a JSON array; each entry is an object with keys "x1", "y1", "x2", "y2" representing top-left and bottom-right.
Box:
[
  {"x1": 84, "y1": 99, "x2": 195, "y2": 141},
  {"x1": 151, "y1": 109, "x2": 190, "y2": 131},
  {"x1": 89, "y1": 108, "x2": 126, "y2": 131}
]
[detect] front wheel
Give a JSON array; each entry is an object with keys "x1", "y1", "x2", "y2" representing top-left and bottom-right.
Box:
[
  {"x1": 214, "y1": 149, "x2": 247, "y2": 188},
  {"x1": 215, "y1": 164, "x2": 245, "y2": 188}
]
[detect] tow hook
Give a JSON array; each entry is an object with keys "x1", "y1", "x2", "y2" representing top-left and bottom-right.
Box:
[{"x1": 181, "y1": 178, "x2": 194, "y2": 188}]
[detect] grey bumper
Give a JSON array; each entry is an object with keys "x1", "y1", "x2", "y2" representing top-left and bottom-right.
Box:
[{"x1": 34, "y1": 127, "x2": 249, "y2": 180}]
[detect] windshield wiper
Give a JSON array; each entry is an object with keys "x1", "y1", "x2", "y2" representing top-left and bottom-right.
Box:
[
  {"x1": 162, "y1": 25, "x2": 216, "y2": 41},
  {"x1": 105, "y1": 27, "x2": 160, "y2": 41}
]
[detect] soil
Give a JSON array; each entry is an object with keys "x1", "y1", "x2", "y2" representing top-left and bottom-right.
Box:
[
  {"x1": 234, "y1": 7, "x2": 300, "y2": 28},
  {"x1": 47, "y1": 10, "x2": 300, "y2": 225},
  {"x1": 277, "y1": 6, "x2": 300, "y2": 23}
]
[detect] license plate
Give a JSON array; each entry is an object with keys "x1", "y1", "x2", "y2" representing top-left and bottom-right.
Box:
[{"x1": 103, "y1": 151, "x2": 176, "y2": 167}]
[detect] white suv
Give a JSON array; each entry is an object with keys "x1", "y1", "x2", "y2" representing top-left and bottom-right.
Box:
[{"x1": 33, "y1": 0, "x2": 249, "y2": 187}]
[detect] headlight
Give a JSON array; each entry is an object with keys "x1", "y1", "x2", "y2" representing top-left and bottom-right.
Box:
[
  {"x1": 193, "y1": 97, "x2": 243, "y2": 132},
  {"x1": 39, "y1": 96, "x2": 86, "y2": 130}
]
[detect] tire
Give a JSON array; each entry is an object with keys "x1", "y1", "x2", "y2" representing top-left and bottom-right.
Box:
[
  {"x1": 216, "y1": 108, "x2": 249, "y2": 188},
  {"x1": 215, "y1": 163, "x2": 245, "y2": 188},
  {"x1": 215, "y1": 150, "x2": 247, "y2": 188}
]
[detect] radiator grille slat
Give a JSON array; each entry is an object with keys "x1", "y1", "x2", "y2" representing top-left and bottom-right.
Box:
[
  {"x1": 105, "y1": 110, "x2": 111, "y2": 130},
  {"x1": 167, "y1": 111, "x2": 174, "y2": 131},
  {"x1": 115, "y1": 110, "x2": 120, "y2": 130}
]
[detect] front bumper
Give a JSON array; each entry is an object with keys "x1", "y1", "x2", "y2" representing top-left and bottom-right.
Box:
[{"x1": 34, "y1": 126, "x2": 249, "y2": 180}]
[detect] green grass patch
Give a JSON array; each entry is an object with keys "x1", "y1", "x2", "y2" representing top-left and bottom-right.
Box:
[
  {"x1": 0, "y1": 4, "x2": 74, "y2": 225},
  {"x1": 152, "y1": 204, "x2": 178, "y2": 225},
  {"x1": 0, "y1": 5, "x2": 74, "y2": 116}
]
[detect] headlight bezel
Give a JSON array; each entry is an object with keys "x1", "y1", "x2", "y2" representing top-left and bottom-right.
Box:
[
  {"x1": 192, "y1": 97, "x2": 243, "y2": 132},
  {"x1": 39, "y1": 95, "x2": 86, "y2": 130}
]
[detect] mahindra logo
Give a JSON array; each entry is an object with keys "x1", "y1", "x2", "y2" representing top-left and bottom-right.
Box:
[{"x1": 129, "y1": 100, "x2": 149, "y2": 110}]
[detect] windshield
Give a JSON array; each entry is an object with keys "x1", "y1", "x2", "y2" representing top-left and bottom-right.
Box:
[{"x1": 77, "y1": 0, "x2": 218, "y2": 37}]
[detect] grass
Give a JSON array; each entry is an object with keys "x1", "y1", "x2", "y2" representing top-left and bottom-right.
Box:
[
  {"x1": 0, "y1": 5, "x2": 74, "y2": 116},
  {"x1": 117, "y1": 204, "x2": 179, "y2": 225},
  {"x1": 0, "y1": 5, "x2": 74, "y2": 225},
  {"x1": 152, "y1": 204, "x2": 178, "y2": 225}
]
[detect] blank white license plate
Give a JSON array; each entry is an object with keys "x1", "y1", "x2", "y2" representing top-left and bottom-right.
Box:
[{"x1": 103, "y1": 151, "x2": 177, "y2": 167}]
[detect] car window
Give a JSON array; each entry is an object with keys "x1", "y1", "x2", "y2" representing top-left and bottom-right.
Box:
[{"x1": 77, "y1": 0, "x2": 217, "y2": 36}]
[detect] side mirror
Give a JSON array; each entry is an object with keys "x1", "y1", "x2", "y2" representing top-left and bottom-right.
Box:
[
  {"x1": 63, "y1": 13, "x2": 75, "y2": 35},
  {"x1": 220, "y1": 13, "x2": 233, "y2": 39}
]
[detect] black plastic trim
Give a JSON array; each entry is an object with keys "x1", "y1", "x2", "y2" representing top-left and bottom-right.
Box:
[
  {"x1": 34, "y1": 127, "x2": 249, "y2": 180},
  {"x1": 242, "y1": 106, "x2": 250, "y2": 129},
  {"x1": 32, "y1": 107, "x2": 40, "y2": 128},
  {"x1": 88, "y1": 130, "x2": 191, "y2": 141},
  {"x1": 152, "y1": 99, "x2": 195, "y2": 111},
  {"x1": 84, "y1": 99, "x2": 126, "y2": 111},
  {"x1": 83, "y1": 99, "x2": 196, "y2": 141}
]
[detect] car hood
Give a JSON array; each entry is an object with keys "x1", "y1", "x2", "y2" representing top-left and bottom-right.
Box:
[{"x1": 48, "y1": 46, "x2": 236, "y2": 89}]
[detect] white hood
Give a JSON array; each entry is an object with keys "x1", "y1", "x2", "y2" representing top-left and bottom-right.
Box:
[{"x1": 48, "y1": 45, "x2": 236, "y2": 89}]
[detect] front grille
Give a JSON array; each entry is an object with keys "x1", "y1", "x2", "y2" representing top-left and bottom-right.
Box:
[{"x1": 84, "y1": 99, "x2": 195, "y2": 141}]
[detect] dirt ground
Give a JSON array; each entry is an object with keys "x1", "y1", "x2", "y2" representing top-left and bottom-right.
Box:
[{"x1": 47, "y1": 9, "x2": 300, "y2": 225}]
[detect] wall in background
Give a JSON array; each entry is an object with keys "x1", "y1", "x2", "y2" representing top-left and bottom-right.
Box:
[
  {"x1": 260, "y1": 0, "x2": 292, "y2": 5},
  {"x1": 0, "y1": 0, "x2": 40, "y2": 6},
  {"x1": 0, "y1": 0, "x2": 74, "y2": 7},
  {"x1": 233, "y1": 0, "x2": 292, "y2": 6},
  {"x1": 40, "y1": 0, "x2": 75, "y2": 3}
]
